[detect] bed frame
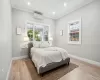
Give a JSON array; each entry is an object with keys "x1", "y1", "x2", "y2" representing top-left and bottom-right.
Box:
[{"x1": 28, "y1": 42, "x2": 70, "y2": 74}]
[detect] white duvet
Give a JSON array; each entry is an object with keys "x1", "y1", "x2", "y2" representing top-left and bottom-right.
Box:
[{"x1": 31, "y1": 47, "x2": 68, "y2": 73}]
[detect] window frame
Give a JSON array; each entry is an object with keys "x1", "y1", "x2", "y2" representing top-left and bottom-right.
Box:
[
  {"x1": 68, "y1": 18, "x2": 82, "y2": 45},
  {"x1": 25, "y1": 21, "x2": 50, "y2": 41}
]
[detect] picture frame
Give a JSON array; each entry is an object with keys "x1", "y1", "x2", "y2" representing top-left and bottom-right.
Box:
[{"x1": 17, "y1": 27, "x2": 21, "y2": 35}]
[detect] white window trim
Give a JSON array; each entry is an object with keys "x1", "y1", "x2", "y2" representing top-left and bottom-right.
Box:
[{"x1": 68, "y1": 18, "x2": 82, "y2": 45}]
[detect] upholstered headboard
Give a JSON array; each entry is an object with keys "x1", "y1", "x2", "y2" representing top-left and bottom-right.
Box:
[{"x1": 28, "y1": 42, "x2": 33, "y2": 59}]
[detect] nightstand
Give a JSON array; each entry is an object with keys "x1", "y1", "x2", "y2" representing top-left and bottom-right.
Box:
[
  {"x1": 20, "y1": 42, "x2": 29, "y2": 57},
  {"x1": 20, "y1": 47, "x2": 28, "y2": 57}
]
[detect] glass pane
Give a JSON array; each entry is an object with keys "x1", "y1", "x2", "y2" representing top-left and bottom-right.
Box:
[
  {"x1": 69, "y1": 32, "x2": 79, "y2": 41},
  {"x1": 43, "y1": 26, "x2": 49, "y2": 41},
  {"x1": 34, "y1": 28, "x2": 43, "y2": 41},
  {"x1": 69, "y1": 21, "x2": 79, "y2": 42},
  {"x1": 27, "y1": 23, "x2": 33, "y2": 41}
]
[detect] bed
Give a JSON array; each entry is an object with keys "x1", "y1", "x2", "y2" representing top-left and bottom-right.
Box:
[{"x1": 28, "y1": 42, "x2": 70, "y2": 74}]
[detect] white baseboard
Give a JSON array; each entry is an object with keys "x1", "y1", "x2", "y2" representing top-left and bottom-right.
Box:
[
  {"x1": 68, "y1": 54, "x2": 100, "y2": 67},
  {"x1": 12, "y1": 55, "x2": 28, "y2": 60},
  {"x1": 6, "y1": 60, "x2": 12, "y2": 80}
]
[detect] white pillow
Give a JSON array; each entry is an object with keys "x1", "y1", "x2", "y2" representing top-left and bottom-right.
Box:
[
  {"x1": 33, "y1": 41, "x2": 41, "y2": 48},
  {"x1": 40, "y1": 41, "x2": 50, "y2": 48}
]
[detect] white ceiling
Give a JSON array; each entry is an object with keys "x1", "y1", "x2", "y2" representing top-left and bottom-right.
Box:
[{"x1": 11, "y1": 0, "x2": 95, "y2": 19}]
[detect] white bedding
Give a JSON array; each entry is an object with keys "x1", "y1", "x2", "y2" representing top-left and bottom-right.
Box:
[{"x1": 31, "y1": 47, "x2": 68, "y2": 73}]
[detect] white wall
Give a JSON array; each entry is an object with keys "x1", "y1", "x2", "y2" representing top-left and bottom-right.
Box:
[
  {"x1": 0, "y1": 0, "x2": 12, "y2": 79},
  {"x1": 55, "y1": 0, "x2": 100, "y2": 62},
  {"x1": 12, "y1": 8, "x2": 56, "y2": 57}
]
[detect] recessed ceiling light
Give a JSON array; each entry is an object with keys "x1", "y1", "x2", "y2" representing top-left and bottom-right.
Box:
[
  {"x1": 52, "y1": 12, "x2": 55, "y2": 15},
  {"x1": 64, "y1": 2, "x2": 67, "y2": 7},
  {"x1": 28, "y1": 2, "x2": 31, "y2": 6}
]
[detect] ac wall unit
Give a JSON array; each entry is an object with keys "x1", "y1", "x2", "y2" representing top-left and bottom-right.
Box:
[{"x1": 33, "y1": 11, "x2": 44, "y2": 20}]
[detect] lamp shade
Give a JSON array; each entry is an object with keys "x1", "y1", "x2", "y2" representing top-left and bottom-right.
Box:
[
  {"x1": 49, "y1": 37, "x2": 53, "y2": 41},
  {"x1": 24, "y1": 36, "x2": 29, "y2": 42}
]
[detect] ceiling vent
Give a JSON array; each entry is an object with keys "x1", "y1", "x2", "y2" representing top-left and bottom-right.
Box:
[{"x1": 33, "y1": 11, "x2": 44, "y2": 20}]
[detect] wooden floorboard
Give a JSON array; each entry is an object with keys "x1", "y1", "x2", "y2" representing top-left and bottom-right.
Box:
[
  {"x1": 59, "y1": 58, "x2": 100, "y2": 80},
  {"x1": 9, "y1": 58, "x2": 100, "y2": 80}
]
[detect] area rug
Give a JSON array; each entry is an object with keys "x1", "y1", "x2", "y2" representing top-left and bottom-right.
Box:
[{"x1": 25, "y1": 59, "x2": 78, "y2": 80}]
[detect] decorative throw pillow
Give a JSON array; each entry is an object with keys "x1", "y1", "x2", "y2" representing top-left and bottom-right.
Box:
[
  {"x1": 33, "y1": 41, "x2": 41, "y2": 48},
  {"x1": 40, "y1": 41, "x2": 50, "y2": 48}
]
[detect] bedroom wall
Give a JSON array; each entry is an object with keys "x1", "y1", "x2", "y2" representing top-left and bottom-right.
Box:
[
  {"x1": 12, "y1": 8, "x2": 56, "y2": 57},
  {"x1": 0, "y1": 0, "x2": 12, "y2": 79},
  {"x1": 55, "y1": 0, "x2": 100, "y2": 62}
]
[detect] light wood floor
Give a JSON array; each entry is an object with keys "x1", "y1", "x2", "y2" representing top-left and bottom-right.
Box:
[
  {"x1": 59, "y1": 58, "x2": 100, "y2": 80},
  {"x1": 9, "y1": 58, "x2": 100, "y2": 80}
]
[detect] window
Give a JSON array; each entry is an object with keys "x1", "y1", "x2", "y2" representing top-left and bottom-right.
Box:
[
  {"x1": 26, "y1": 22, "x2": 49, "y2": 41},
  {"x1": 68, "y1": 19, "x2": 81, "y2": 44}
]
